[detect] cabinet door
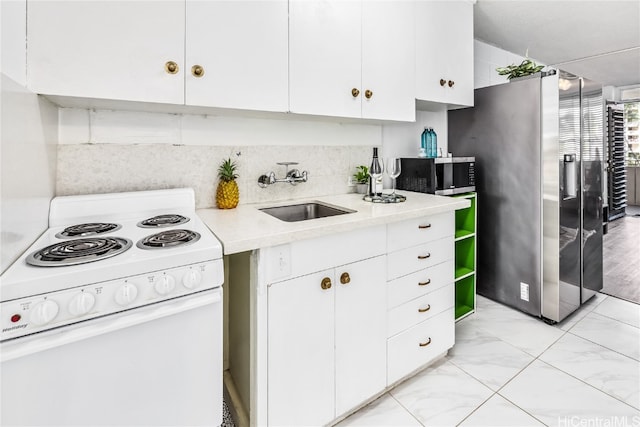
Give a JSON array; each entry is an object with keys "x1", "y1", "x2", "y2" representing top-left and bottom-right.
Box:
[
  {"x1": 289, "y1": 0, "x2": 362, "y2": 118},
  {"x1": 361, "y1": 0, "x2": 415, "y2": 121},
  {"x1": 27, "y1": 0, "x2": 185, "y2": 104},
  {"x1": 267, "y1": 269, "x2": 335, "y2": 426},
  {"x1": 415, "y1": 0, "x2": 474, "y2": 108},
  {"x1": 335, "y1": 256, "x2": 387, "y2": 416},
  {"x1": 185, "y1": 0, "x2": 288, "y2": 111}
]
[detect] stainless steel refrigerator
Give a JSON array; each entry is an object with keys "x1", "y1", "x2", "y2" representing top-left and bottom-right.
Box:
[{"x1": 448, "y1": 70, "x2": 603, "y2": 323}]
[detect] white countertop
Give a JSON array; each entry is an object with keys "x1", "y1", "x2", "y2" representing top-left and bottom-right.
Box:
[{"x1": 197, "y1": 192, "x2": 470, "y2": 254}]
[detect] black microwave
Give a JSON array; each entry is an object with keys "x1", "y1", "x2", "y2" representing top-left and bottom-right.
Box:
[{"x1": 397, "y1": 157, "x2": 475, "y2": 196}]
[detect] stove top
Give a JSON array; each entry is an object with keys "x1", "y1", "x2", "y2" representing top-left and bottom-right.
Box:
[
  {"x1": 0, "y1": 189, "x2": 223, "y2": 303},
  {"x1": 27, "y1": 236, "x2": 133, "y2": 267}
]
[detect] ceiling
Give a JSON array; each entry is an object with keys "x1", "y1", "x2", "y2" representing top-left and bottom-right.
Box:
[{"x1": 474, "y1": 0, "x2": 640, "y2": 88}]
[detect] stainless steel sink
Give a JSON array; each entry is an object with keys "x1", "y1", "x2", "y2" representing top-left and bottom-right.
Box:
[{"x1": 259, "y1": 202, "x2": 355, "y2": 222}]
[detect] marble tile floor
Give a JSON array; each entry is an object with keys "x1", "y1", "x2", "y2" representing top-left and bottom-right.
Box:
[{"x1": 338, "y1": 294, "x2": 640, "y2": 427}]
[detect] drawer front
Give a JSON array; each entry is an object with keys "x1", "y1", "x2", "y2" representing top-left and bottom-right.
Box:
[
  {"x1": 387, "y1": 259, "x2": 454, "y2": 309},
  {"x1": 387, "y1": 307, "x2": 454, "y2": 385},
  {"x1": 387, "y1": 236, "x2": 454, "y2": 280},
  {"x1": 387, "y1": 212, "x2": 454, "y2": 252},
  {"x1": 387, "y1": 284, "x2": 453, "y2": 338}
]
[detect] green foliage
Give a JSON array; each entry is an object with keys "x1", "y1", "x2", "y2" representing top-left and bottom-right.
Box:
[
  {"x1": 217, "y1": 158, "x2": 239, "y2": 182},
  {"x1": 496, "y1": 59, "x2": 545, "y2": 80},
  {"x1": 353, "y1": 165, "x2": 369, "y2": 184}
]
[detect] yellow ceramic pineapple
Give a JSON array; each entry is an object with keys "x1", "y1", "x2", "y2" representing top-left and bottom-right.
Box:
[{"x1": 216, "y1": 158, "x2": 239, "y2": 209}]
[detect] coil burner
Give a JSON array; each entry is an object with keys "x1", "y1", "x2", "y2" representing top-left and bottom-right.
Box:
[
  {"x1": 55, "y1": 223, "x2": 122, "y2": 239},
  {"x1": 137, "y1": 214, "x2": 190, "y2": 228},
  {"x1": 137, "y1": 229, "x2": 201, "y2": 250},
  {"x1": 27, "y1": 237, "x2": 132, "y2": 267}
]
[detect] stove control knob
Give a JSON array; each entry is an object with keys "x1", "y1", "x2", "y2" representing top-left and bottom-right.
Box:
[
  {"x1": 30, "y1": 300, "x2": 59, "y2": 326},
  {"x1": 182, "y1": 268, "x2": 203, "y2": 289},
  {"x1": 155, "y1": 274, "x2": 176, "y2": 295},
  {"x1": 68, "y1": 292, "x2": 96, "y2": 317},
  {"x1": 115, "y1": 283, "x2": 138, "y2": 306}
]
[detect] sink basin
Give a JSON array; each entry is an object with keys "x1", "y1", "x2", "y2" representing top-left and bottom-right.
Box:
[{"x1": 260, "y1": 202, "x2": 355, "y2": 222}]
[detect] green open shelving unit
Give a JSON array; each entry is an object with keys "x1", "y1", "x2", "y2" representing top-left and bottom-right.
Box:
[{"x1": 453, "y1": 193, "x2": 476, "y2": 321}]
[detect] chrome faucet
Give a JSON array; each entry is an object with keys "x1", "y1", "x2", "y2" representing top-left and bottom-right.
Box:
[{"x1": 258, "y1": 162, "x2": 308, "y2": 188}]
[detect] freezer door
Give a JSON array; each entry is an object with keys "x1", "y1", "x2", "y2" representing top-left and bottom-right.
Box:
[{"x1": 554, "y1": 72, "x2": 582, "y2": 321}]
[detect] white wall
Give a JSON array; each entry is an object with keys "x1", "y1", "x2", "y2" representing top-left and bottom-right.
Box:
[{"x1": 1, "y1": 75, "x2": 58, "y2": 272}]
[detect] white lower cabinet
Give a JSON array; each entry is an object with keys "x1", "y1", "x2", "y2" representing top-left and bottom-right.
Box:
[
  {"x1": 267, "y1": 256, "x2": 386, "y2": 426},
  {"x1": 260, "y1": 214, "x2": 455, "y2": 426}
]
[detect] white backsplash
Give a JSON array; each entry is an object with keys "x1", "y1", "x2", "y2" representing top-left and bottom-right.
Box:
[
  {"x1": 57, "y1": 144, "x2": 374, "y2": 208},
  {"x1": 56, "y1": 107, "x2": 383, "y2": 208}
]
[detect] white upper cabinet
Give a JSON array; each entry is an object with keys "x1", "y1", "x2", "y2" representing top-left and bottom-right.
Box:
[
  {"x1": 27, "y1": 1, "x2": 185, "y2": 104},
  {"x1": 185, "y1": 1, "x2": 288, "y2": 111},
  {"x1": 26, "y1": 0, "x2": 288, "y2": 111},
  {"x1": 289, "y1": 0, "x2": 415, "y2": 121},
  {"x1": 415, "y1": 0, "x2": 474, "y2": 109}
]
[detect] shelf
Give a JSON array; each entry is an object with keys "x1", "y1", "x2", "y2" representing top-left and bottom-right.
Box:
[
  {"x1": 454, "y1": 236, "x2": 475, "y2": 278},
  {"x1": 455, "y1": 229, "x2": 475, "y2": 241},
  {"x1": 455, "y1": 304, "x2": 474, "y2": 320},
  {"x1": 452, "y1": 192, "x2": 476, "y2": 320},
  {"x1": 455, "y1": 268, "x2": 474, "y2": 281},
  {"x1": 455, "y1": 275, "x2": 475, "y2": 321}
]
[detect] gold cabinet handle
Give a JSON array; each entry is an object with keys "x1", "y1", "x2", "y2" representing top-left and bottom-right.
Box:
[
  {"x1": 364, "y1": 89, "x2": 373, "y2": 99},
  {"x1": 351, "y1": 88, "x2": 360, "y2": 98},
  {"x1": 418, "y1": 279, "x2": 431, "y2": 286},
  {"x1": 418, "y1": 224, "x2": 431, "y2": 229},
  {"x1": 419, "y1": 337, "x2": 432, "y2": 347},
  {"x1": 340, "y1": 272, "x2": 351, "y2": 285},
  {"x1": 165, "y1": 61, "x2": 179, "y2": 74},
  {"x1": 418, "y1": 304, "x2": 431, "y2": 313},
  {"x1": 439, "y1": 79, "x2": 446, "y2": 87},
  {"x1": 448, "y1": 80, "x2": 455, "y2": 88},
  {"x1": 191, "y1": 65, "x2": 205, "y2": 78},
  {"x1": 321, "y1": 277, "x2": 332, "y2": 290},
  {"x1": 417, "y1": 253, "x2": 431, "y2": 260}
]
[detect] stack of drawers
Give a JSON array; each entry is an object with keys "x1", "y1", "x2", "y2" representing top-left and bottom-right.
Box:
[{"x1": 386, "y1": 212, "x2": 455, "y2": 385}]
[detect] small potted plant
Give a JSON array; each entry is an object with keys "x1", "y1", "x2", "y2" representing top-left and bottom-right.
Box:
[
  {"x1": 496, "y1": 57, "x2": 545, "y2": 80},
  {"x1": 353, "y1": 165, "x2": 369, "y2": 194}
]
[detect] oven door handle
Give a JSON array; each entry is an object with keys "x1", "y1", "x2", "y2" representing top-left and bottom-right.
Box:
[{"x1": 1, "y1": 289, "x2": 222, "y2": 362}]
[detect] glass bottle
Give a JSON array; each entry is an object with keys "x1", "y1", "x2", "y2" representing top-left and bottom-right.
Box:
[{"x1": 369, "y1": 147, "x2": 384, "y2": 197}]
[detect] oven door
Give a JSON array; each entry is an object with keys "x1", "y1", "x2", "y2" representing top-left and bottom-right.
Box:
[{"x1": 1, "y1": 288, "x2": 222, "y2": 427}]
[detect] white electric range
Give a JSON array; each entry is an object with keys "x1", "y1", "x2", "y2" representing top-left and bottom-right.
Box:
[{"x1": 0, "y1": 188, "x2": 224, "y2": 426}]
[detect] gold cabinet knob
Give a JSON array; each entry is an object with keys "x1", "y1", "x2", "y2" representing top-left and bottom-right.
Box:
[
  {"x1": 165, "y1": 61, "x2": 179, "y2": 74},
  {"x1": 351, "y1": 88, "x2": 360, "y2": 98},
  {"x1": 440, "y1": 79, "x2": 446, "y2": 86},
  {"x1": 321, "y1": 277, "x2": 332, "y2": 290},
  {"x1": 448, "y1": 80, "x2": 455, "y2": 87},
  {"x1": 364, "y1": 89, "x2": 373, "y2": 99},
  {"x1": 340, "y1": 272, "x2": 351, "y2": 285},
  {"x1": 191, "y1": 65, "x2": 205, "y2": 78}
]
